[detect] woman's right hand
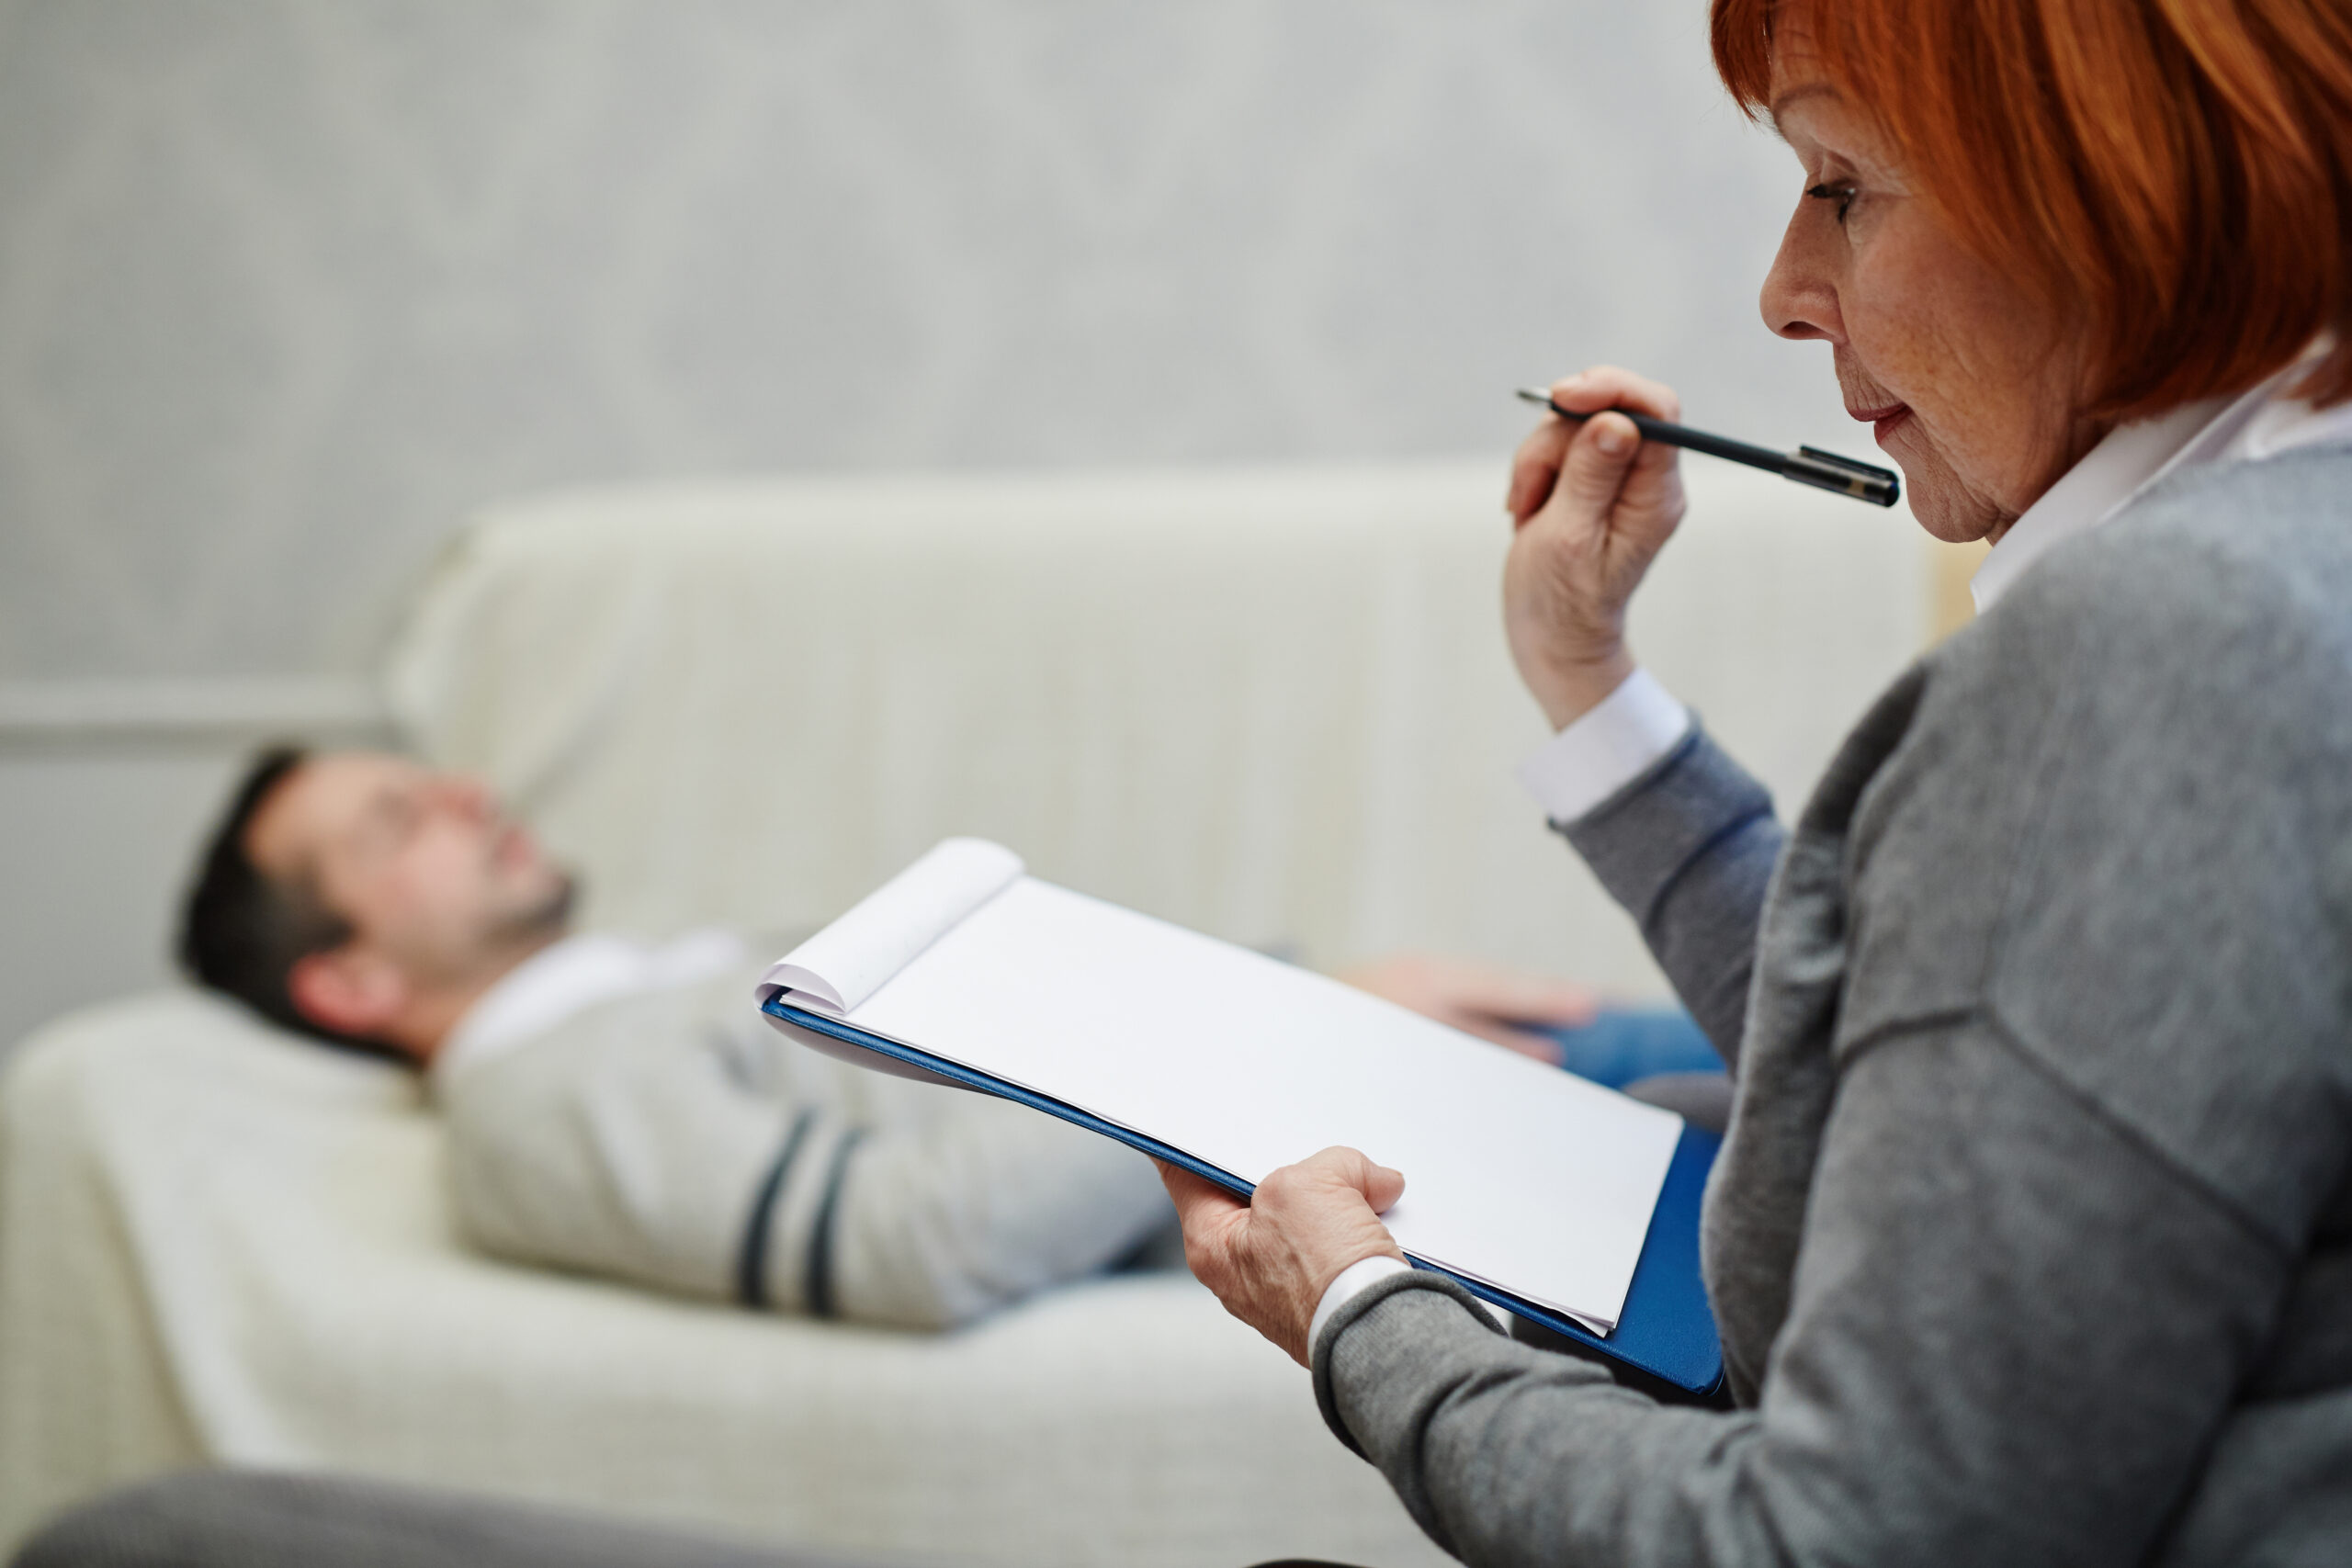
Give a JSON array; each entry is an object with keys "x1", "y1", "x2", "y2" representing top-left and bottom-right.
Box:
[{"x1": 1503, "y1": 367, "x2": 1690, "y2": 730}]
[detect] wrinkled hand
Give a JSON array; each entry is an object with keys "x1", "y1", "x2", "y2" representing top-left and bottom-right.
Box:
[
  {"x1": 1336, "y1": 952, "x2": 1597, "y2": 1064},
  {"x1": 1159, "y1": 1147, "x2": 1407, "y2": 1366},
  {"x1": 1504, "y1": 366, "x2": 1690, "y2": 729}
]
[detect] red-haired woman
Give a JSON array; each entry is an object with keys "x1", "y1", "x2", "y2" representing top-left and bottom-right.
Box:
[{"x1": 1166, "y1": 3, "x2": 2352, "y2": 1563}]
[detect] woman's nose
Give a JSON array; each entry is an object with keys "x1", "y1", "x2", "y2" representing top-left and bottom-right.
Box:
[{"x1": 1760, "y1": 206, "x2": 1843, "y2": 344}]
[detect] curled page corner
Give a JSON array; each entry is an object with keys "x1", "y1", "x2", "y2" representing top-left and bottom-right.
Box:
[
  {"x1": 755, "y1": 837, "x2": 1025, "y2": 1019},
  {"x1": 760, "y1": 964, "x2": 846, "y2": 1013}
]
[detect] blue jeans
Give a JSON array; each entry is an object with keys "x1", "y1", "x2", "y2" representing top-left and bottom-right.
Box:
[{"x1": 1544, "y1": 1007, "x2": 1723, "y2": 1090}]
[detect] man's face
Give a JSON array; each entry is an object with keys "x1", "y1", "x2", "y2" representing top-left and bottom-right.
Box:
[{"x1": 246, "y1": 751, "x2": 573, "y2": 991}]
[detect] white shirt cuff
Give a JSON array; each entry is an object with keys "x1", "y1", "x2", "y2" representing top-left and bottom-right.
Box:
[
  {"x1": 1514, "y1": 667, "x2": 1691, "y2": 825},
  {"x1": 1308, "y1": 1255, "x2": 1415, "y2": 1356}
]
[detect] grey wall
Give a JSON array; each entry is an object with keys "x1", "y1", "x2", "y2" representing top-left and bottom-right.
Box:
[
  {"x1": 0, "y1": 0, "x2": 1846, "y2": 1050},
  {"x1": 0, "y1": 0, "x2": 1833, "y2": 681},
  {"x1": 0, "y1": 739, "x2": 298, "y2": 1053}
]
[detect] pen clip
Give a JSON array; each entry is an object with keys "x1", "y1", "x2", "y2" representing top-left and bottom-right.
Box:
[
  {"x1": 1781, "y1": 446, "x2": 1901, "y2": 507},
  {"x1": 1795, "y1": 445, "x2": 1898, "y2": 484}
]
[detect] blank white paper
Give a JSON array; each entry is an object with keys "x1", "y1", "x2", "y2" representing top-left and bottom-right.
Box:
[{"x1": 764, "y1": 847, "x2": 1682, "y2": 1333}]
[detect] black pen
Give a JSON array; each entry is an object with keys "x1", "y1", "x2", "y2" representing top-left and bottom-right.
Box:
[{"x1": 1514, "y1": 388, "x2": 1900, "y2": 507}]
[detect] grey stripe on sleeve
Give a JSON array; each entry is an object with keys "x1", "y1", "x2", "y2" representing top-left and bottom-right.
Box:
[
  {"x1": 803, "y1": 1128, "x2": 868, "y2": 1320},
  {"x1": 735, "y1": 1110, "x2": 817, "y2": 1309}
]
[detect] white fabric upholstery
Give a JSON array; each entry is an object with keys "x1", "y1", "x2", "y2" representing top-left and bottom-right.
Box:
[
  {"x1": 386, "y1": 461, "x2": 1927, "y2": 991},
  {"x1": 0, "y1": 993, "x2": 1451, "y2": 1566},
  {"x1": 1, "y1": 461, "x2": 1929, "y2": 1562}
]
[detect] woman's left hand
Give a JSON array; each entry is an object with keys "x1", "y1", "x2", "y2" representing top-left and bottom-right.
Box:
[{"x1": 1158, "y1": 1147, "x2": 1408, "y2": 1366}]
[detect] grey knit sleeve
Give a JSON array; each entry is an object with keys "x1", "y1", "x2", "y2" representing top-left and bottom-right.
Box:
[{"x1": 1557, "y1": 726, "x2": 1781, "y2": 1066}]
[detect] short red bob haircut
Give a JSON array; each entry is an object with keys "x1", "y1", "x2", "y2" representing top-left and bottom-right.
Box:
[{"x1": 1711, "y1": 0, "x2": 2352, "y2": 419}]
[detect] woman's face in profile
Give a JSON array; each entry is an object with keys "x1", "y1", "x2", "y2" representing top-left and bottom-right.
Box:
[{"x1": 1756, "y1": 21, "x2": 2108, "y2": 544}]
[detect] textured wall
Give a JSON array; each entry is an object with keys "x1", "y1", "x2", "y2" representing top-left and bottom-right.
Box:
[{"x1": 0, "y1": 0, "x2": 1841, "y2": 681}]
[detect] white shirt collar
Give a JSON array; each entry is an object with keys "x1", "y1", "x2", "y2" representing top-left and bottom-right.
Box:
[
  {"x1": 431, "y1": 927, "x2": 748, "y2": 1089},
  {"x1": 1972, "y1": 356, "x2": 2352, "y2": 612}
]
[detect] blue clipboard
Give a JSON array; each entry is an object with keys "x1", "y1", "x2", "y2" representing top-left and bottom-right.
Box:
[{"x1": 763, "y1": 996, "x2": 1726, "y2": 1398}]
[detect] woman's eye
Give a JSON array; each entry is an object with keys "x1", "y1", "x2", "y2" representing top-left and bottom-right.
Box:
[{"x1": 1805, "y1": 181, "x2": 1858, "y2": 224}]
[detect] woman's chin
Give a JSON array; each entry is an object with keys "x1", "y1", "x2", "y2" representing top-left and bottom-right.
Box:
[
  {"x1": 1885, "y1": 449, "x2": 2004, "y2": 544},
  {"x1": 1907, "y1": 496, "x2": 1995, "y2": 544}
]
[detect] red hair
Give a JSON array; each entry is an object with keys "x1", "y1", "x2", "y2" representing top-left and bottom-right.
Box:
[{"x1": 1712, "y1": 0, "x2": 2352, "y2": 416}]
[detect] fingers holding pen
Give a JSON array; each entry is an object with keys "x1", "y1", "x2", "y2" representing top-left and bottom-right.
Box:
[
  {"x1": 1540, "y1": 367, "x2": 1689, "y2": 544},
  {"x1": 1500, "y1": 366, "x2": 1690, "y2": 729},
  {"x1": 1551, "y1": 412, "x2": 1651, "y2": 525},
  {"x1": 1508, "y1": 367, "x2": 1683, "y2": 525},
  {"x1": 1508, "y1": 419, "x2": 1574, "y2": 525},
  {"x1": 1548, "y1": 365, "x2": 1681, "y2": 424},
  {"x1": 1550, "y1": 368, "x2": 1683, "y2": 513}
]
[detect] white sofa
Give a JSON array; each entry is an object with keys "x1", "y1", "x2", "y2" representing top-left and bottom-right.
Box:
[{"x1": 0, "y1": 461, "x2": 1934, "y2": 1565}]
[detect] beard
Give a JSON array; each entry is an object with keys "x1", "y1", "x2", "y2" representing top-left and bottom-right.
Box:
[
  {"x1": 484, "y1": 867, "x2": 578, "y2": 951},
  {"x1": 371, "y1": 866, "x2": 584, "y2": 998}
]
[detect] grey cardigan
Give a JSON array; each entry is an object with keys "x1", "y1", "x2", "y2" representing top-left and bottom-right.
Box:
[{"x1": 1311, "y1": 448, "x2": 2352, "y2": 1566}]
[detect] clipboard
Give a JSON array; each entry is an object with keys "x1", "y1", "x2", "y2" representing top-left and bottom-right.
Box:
[{"x1": 763, "y1": 994, "x2": 1725, "y2": 1397}]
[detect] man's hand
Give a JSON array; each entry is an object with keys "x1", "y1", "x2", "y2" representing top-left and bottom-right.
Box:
[
  {"x1": 1336, "y1": 953, "x2": 1598, "y2": 1064},
  {"x1": 1158, "y1": 1147, "x2": 1407, "y2": 1366},
  {"x1": 1504, "y1": 366, "x2": 1689, "y2": 730}
]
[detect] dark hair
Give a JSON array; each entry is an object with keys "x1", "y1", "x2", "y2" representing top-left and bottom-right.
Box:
[{"x1": 176, "y1": 746, "x2": 393, "y2": 1058}]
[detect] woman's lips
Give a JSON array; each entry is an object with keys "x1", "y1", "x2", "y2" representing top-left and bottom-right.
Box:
[{"x1": 1849, "y1": 402, "x2": 1911, "y2": 444}]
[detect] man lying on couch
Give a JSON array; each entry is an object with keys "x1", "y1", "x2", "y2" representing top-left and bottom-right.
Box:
[{"x1": 176, "y1": 746, "x2": 1631, "y2": 1332}]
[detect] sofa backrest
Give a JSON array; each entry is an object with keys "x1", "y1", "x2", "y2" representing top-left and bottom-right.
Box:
[{"x1": 385, "y1": 461, "x2": 1928, "y2": 991}]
